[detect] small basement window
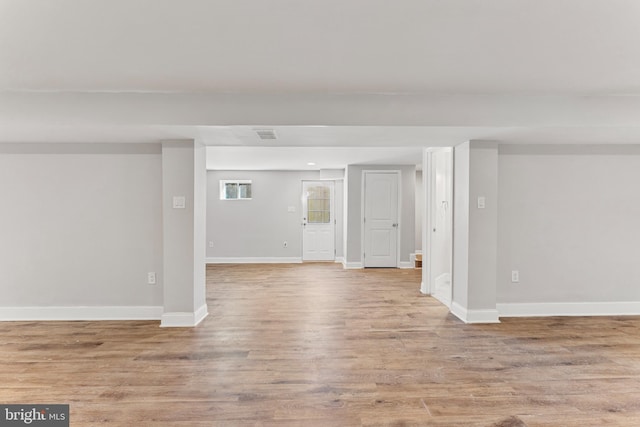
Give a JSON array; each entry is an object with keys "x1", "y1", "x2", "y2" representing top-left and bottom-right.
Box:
[{"x1": 220, "y1": 180, "x2": 252, "y2": 200}]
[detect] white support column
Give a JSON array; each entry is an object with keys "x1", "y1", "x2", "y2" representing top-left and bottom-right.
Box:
[
  {"x1": 160, "y1": 140, "x2": 208, "y2": 327},
  {"x1": 451, "y1": 141, "x2": 500, "y2": 323}
]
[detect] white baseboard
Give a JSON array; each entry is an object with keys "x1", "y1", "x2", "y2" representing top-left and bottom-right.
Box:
[
  {"x1": 420, "y1": 281, "x2": 428, "y2": 295},
  {"x1": 451, "y1": 301, "x2": 500, "y2": 324},
  {"x1": 344, "y1": 262, "x2": 364, "y2": 269},
  {"x1": 206, "y1": 257, "x2": 302, "y2": 264},
  {"x1": 335, "y1": 256, "x2": 345, "y2": 264},
  {"x1": 0, "y1": 306, "x2": 163, "y2": 321},
  {"x1": 498, "y1": 301, "x2": 640, "y2": 318},
  {"x1": 161, "y1": 303, "x2": 209, "y2": 327},
  {"x1": 398, "y1": 261, "x2": 414, "y2": 269},
  {"x1": 194, "y1": 303, "x2": 209, "y2": 325}
]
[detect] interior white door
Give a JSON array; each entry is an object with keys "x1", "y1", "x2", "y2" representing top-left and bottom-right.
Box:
[
  {"x1": 302, "y1": 181, "x2": 335, "y2": 261},
  {"x1": 429, "y1": 149, "x2": 453, "y2": 306},
  {"x1": 364, "y1": 172, "x2": 399, "y2": 267}
]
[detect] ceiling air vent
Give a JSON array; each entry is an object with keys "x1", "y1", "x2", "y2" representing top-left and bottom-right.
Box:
[{"x1": 255, "y1": 129, "x2": 277, "y2": 140}]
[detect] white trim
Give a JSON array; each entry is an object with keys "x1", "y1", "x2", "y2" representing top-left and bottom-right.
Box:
[
  {"x1": 206, "y1": 257, "x2": 302, "y2": 264},
  {"x1": 194, "y1": 303, "x2": 209, "y2": 325},
  {"x1": 420, "y1": 281, "x2": 428, "y2": 294},
  {"x1": 451, "y1": 301, "x2": 500, "y2": 324},
  {"x1": 398, "y1": 261, "x2": 413, "y2": 269},
  {"x1": 335, "y1": 256, "x2": 345, "y2": 264},
  {"x1": 0, "y1": 306, "x2": 163, "y2": 321},
  {"x1": 161, "y1": 303, "x2": 209, "y2": 327},
  {"x1": 498, "y1": 302, "x2": 640, "y2": 318},
  {"x1": 344, "y1": 261, "x2": 364, "y2": 269}
]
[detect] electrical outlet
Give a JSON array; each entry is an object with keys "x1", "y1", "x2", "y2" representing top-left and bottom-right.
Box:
[
  {"x1": 511, "y1": 270, "x2": 519, "y2": 283},
  {"x1": 283, "y1": 241, "x2": 288, "y2": 248},
  {"x1": 209, "y1": 241, "x2": 214, "y2": 248},
  {"x1": 147, "y1": 272, "x2": 157, "y2": 285}
]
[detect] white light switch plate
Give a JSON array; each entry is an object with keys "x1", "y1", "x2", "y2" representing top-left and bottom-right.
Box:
[
  {"x1": 173, "y1": 196, "x2": 186, "y2": 209},
  {"x1": 477, "y1": 196, "x2": 486, "y2": 209}
]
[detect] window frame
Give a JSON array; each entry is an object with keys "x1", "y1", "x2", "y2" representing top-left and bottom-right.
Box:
[{"x1": 219, "y1": 179, "x2": 252, "y2": 200}]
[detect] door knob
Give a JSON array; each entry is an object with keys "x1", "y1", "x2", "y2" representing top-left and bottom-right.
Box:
[{"x1": 392, "y1": 223, "x2": 398, "y2": 227}]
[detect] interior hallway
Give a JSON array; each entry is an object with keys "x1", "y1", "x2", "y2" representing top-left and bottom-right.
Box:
[{"x1": 1, "y1": 263, "x2": 640, "y2": 426}]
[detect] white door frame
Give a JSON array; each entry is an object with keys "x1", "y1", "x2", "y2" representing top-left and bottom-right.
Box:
[
  {"x1": 361, "y1": 170, "x2": 402, "y2": 268},
  {"x1": 421, "y1": 148, "x2": 453, "y2": 305}
]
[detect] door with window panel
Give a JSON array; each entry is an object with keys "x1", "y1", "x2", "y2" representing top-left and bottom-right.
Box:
[{"x1": 302, "y1": 181, "x2": 335, "y2": 261}]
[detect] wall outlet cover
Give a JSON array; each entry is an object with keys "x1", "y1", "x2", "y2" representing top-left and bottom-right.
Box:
[
  {"x1": 511, "y1": 270, "x2": 519, "y2": 283},
  {"x1": 172, "y1": 196, "x2": 186, "y2": 209}
]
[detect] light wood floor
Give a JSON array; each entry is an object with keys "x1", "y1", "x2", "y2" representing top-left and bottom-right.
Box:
[{"x1": 2, "y1": 263, "x2": 640, "y2": 426}]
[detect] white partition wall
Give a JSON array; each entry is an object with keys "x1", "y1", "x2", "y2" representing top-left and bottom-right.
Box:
[
  {"x1": 451, "y1": 141, "x2": 500, "y2": 323},
  {"x1": 161, "y1": 140, "x2": 208, "y2": 327}
]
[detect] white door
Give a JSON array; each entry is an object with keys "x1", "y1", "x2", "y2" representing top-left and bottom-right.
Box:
[
  {"x1": 302, "y1": 181, "x2": 335, "y2": 261},
  {"x1": 422, "y1": 148, "x2": 453, "y2": 307},
  {"x1": 430, "y1": 149, "x2": 453, "y2": 306},
  {"x1": 364, "y1": 172, "x2": 399, "y2": 267}
]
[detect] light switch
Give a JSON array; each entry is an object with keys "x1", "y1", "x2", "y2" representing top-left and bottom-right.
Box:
[
  {"x1": 173, "y1": 196, "x2": 186, "y2": 209},
  {"x1": 477, "y1": 196, "x2": 486, "y2": 209}
]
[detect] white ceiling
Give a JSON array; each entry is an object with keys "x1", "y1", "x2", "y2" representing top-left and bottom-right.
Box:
[
  {"x1": 206, "y1": 146, "x2": 424, "y2": 171},
  {"x1": 2, "y1": 1, "x2": 640, "y2": 168},
  {"x1": 3, "y1": 0, "x2": 640, "y2": 95}
]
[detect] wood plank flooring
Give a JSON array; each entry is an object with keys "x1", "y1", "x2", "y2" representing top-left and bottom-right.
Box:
[{"x1": 2, "y1": 263, "x2": 640, "y2": 425}]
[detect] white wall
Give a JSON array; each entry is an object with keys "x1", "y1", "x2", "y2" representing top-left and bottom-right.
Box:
[
  {"x1": 0, "y1": 144, "x2": 163, "y2": 316},
  {"x1": 161, "y1": 140, "x2": 208, "y2": 327},
  {"x1": 468, "y1": 144, "x2": 499, "y2": 312},
  {"x1": 206, "y1": 170, "x2": 320, "y2": 260},
  {"x1": 498, "y1": 145, "x2": 640, "y2": 310},
  {"x1": 452, "y1": 142, "x2": 499, "y2": 323},
  {"x1": 345, "y1": 165, "x2": 416, "y2": 266},
  {"x1": 452, "y1": 143, "x2": 470, "y2": 310}
]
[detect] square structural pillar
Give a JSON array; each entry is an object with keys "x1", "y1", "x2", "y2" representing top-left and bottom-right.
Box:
[
  {"x1": 161, "y1": 140, "x2": 208, "y2": 327},
  {"x1": 452, "y1": 141, "x2": 500, "y2": 323}
]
